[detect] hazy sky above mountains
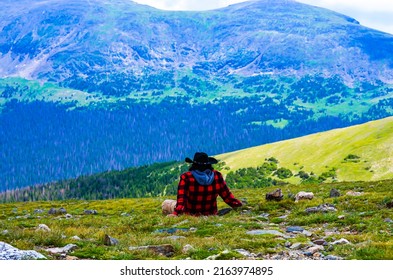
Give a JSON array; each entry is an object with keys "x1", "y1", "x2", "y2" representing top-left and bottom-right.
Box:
[{"x1": 132, "y1": 0, "x2": 393, "y2": 35}]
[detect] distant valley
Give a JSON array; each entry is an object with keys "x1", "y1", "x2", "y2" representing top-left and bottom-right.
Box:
[{"x1": 1, "y1": 117, "x2": 392, "y2": 202}]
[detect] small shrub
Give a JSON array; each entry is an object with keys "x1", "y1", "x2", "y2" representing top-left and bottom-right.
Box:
[
  {"x1": 274, "y1": 168, "x2": 293, "y2": 179},
  {"x1": 344, "y1": 154, "x2": 361, "y2": 162}
]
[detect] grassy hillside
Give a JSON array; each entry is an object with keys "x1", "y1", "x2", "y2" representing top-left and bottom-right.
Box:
[
  {"x1": 217, "y1": 117, "x2": 393, "y2": 182},
  {"x1": 1, "y1": 180, "x2": 392, "y2": 260}
]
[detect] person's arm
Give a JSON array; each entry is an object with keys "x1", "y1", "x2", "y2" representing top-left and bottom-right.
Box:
[
  {"x1": 216, "y1": 171, "x2": 243, "y2": 208},
  {"x1": 172, "y1": 174, "x2": 187, "y2": 215}
]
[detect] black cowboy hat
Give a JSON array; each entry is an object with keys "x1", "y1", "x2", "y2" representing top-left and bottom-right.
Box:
[{"x1": 185, "y1": 152, "x2": 218, "y2": 165}]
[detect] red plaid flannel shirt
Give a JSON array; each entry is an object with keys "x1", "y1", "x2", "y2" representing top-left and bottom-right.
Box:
[{"x1": 173, "y1": 170, "x2": 242, "y2": 216}]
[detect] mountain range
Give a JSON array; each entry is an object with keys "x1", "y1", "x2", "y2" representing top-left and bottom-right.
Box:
[{"x1": 1, "y1": 0, "x2": 393, "y2": 190}]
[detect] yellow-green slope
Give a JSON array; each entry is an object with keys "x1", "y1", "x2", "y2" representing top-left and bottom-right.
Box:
[{"x1": 217, "y1": 117, "x2": 393, "y2": 182}]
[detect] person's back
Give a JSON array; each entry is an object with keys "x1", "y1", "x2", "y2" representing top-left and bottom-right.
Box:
[{"x1": 166, "y1": 152, "x2": 242, "y2": 216}]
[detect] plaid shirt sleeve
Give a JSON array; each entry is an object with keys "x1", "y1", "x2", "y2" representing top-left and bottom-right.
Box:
[
  {"x1": 173, "y1": 173, "x2": 187, "y2": 215},
  {"x1": 215, "y1": 171, "x2": 243, "y2": 208}
]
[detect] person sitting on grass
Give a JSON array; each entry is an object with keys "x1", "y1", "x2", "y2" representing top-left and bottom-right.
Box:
[{"x1": 163, "y1": 152, "x2": 243, "y2": 216}]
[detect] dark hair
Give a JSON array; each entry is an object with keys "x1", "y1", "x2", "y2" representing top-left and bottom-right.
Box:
[{"x1": 189, "y1": 163, "x2": 213, "y2": 172}]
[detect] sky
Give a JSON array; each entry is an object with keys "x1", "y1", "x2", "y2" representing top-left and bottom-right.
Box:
[{"x1": 131, "y1": 0, "x2": 393, "y2": 35}]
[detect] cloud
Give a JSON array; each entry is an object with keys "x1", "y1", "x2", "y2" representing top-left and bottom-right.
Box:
[
  {"x1": 297, "y1": 0, "x2": 393, "y2": 34},
  {"x1": 132, "y1": 0, "x2": 250, "y2": 11},
  {"x1": 132, "y1": 0, "x2": 393, "y2": 34},
  {"x1": 297, "y1": 0, "x2": 393, "y2": 13}
]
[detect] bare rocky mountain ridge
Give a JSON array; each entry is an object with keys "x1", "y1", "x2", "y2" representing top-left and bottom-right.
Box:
[{"x1": 1, "y1": 0, "x2": 392, "y2": 86}]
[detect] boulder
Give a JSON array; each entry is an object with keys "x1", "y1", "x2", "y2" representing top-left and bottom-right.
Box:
[
  {"x1": 154, "y1": 227, "x2": 189, "y2": 234},
  {"x1": 313, "y1": 239, "x2": 328, "y2": 246},
  {"x1": 305, "y1": 204, "x2": 337, "y2": 214},
  {"x1": 45, "y1": 244, "x2": 77, "y2": 255},
  {"x1": 34, "y1": 209, "x2": 44, "y2": 214},
  {"x1": 265, "y1": 189, "x2": 284, "y2": 201},
  {"x1": 330, "y1": 238, "x2": 351, "y2": 245},
  {"x1": 182, "y1": 244, "x2": 194, "y2": 254},
  {"x1": 295, "y1": 191, "x2": 314, "y2": 202},
  {"x1": 104, "y1": 234, "x2": 119, "y2": 246},
  {"x1": 286, "y1": 226, "x2": 305, "y2": 233},
  {"x1": 161, "y1": 200, "x2": 177, "y2": 215},
  {"x1": 36, "y1": 224, "x2": 51, "y2": 232},
  {"x1": 329, "y1": 188, "x2": 341, "y2": 198},
  {"x1": 48, "y1": 208, "x2": 57, "y2": 215},
  {"x1": 307, "y1": 245, "x2": 324, "y2": 254},
  {"x1": 384, "y1": 218, "x2": 393, "y2": 223},
  {"x1": 0, "y1": 242, "x2": 46, "y2": 260},
  {"x1": 58, "y1": 207, "x2": 67, "y2": 214},
  {"x1": 83, "y1": 210, "x2": 97, "y2": 215},
  {"x1": 48, "y1": 207, "x2": 67, "y2": 215},
  {"x1": 346, "y1": 191, "x2": 363, "y2": 196}
]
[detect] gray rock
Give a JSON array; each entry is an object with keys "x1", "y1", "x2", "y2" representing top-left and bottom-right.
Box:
[
  {"x1": 346, "y1": 191, "x2": 363, "y2": 196},
  {"x1": 307, "y1": 245, "x2": 324, "y2": 254},
  {"x1": 290, "y1": 243, "x2": 303, "y2": 250},
  {"x1": 104, "y1": 234, "x2": 119, "y2": 246},
  {"x1": 265, "y1": 188, "x2": 283, "y2": 201},
  {"x1": 83, "y1": 210, "x2": 98, "y2": 215},
  {"x1": 286, "y1": 226, "x2": 305, "y2": 233},
  {"x1": 48, "y1": 207, "x2": 67, "y2": 215},
  {"x1": 235, "y1": 249, "x2": 256, "y2": 258},
  {"x1": 384, "y1": 218, "x2": 393, "y2": 223},
  {"x1": 0, "y1": 242, "x2": 46, "y2": 260},
  {"x1": 154, "y1": 227, "x2": 189, "y2": 234},
  {"x1": 330, "y1": 238, "x2": 351, "y2": 245},
  {"x1": 71, "y1": 236, "x2": 81, "y2": 241},
  {"x1": 305, "y1": 204, "x2": 337, "y2": 214},
  {"x1": 1, "y1": 230, "x2": 9, "y2": 235},
  {"x1": 258, "y1": 213, "x2": 270, "y2": 219},
  {"x1": 246, "y1": 229, "x2": 288, "y2": 238},
  {"x1": 302, "y1": 230, "x2": 313, "y2": 237},
  {"x1": 182, "y1": 244, "x2": 194, "y2": 254},
  {"x1": 36, "y1": 224, "x2": 51, "y2": 232},
  {"x1": 45, "y1": 244, "x2": 77, "y2": 255},
  {"x1": 313, "y1": 239, "x2": 328, "y2": 246},
  {"x1": 34, "y1": 209, "x2": 44, "y2": 214},
  {"x1": 329, "y1": 188, "x2": 341, "y2": 198},
  {"x1": 48, "y1": 208, "x2": 57, "y2": 215},
  {"x1": 65, "y1": 214, "x2": 73, "y2": 219},
  {"x1": 303, "y1": 251, "x2": 313, "y2": 257}
]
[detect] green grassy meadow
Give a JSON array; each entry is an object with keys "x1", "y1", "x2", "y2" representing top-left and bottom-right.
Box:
[
  {"x1": 217, "y1": 117, "x2": 393, "y2": 182},
  {"x1": 1, "y1": 179, "x2": 392, "y2": 260}
]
